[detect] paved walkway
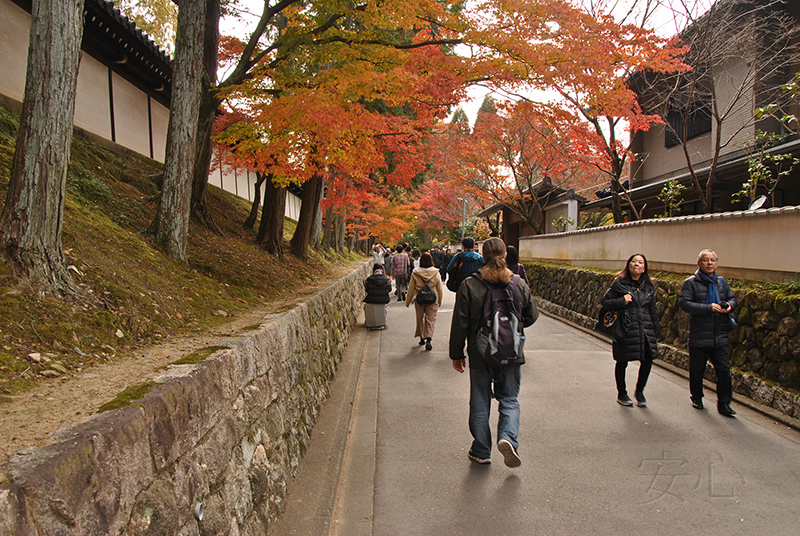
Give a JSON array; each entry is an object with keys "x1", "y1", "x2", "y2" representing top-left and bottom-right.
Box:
[{"x1": 272, "y1": 283, "x2": 800, "y2": 536}]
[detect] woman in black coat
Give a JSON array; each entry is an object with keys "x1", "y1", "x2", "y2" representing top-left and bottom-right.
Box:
[{"x1": 601, "y1": 254, "x2": 660, "y2": 407}]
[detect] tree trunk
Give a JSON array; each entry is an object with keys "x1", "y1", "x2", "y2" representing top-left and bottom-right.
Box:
[
  {"x1": 311, "y1": 198, "x2": 323, "y2": 250},
  {"x1": 0, "y1": 0, "x2": 86, "y2": 298},
  {"x1": 335, "y1": 215, "x2": 346, "y2": 254},
  {"x1": 190, "y1": 0, "x2": 221, "y2": 226},
  {"x1": 153, "y1": 0, "x2": 208, "y2": 263},
  {"x1": 244, "y1": 171, "x2": 267, "y2": 229},
  {"x1": 320, "y1": 205, "x2": 334, "y2": 250},
  {"x1": 290, "y1": 173, "x2": 324, "y2": 258},
  {"x1": 257, "y1": 174, "x2": 286, "y2": 257}
]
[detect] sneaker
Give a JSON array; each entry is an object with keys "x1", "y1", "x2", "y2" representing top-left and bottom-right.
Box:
[
  {"x1": 425, "y1": 338, "x2": 432, "y2": 351},
  {"x1": 468, "y1": 451, "x2": 491, "y2": 464},
  {"x1": 617, "y1": 394, "x2": 633, "y2": 406},
  {"x1": 692, "y1": 399, "x2": 704, "y2": 410},
  {"x1": 634, "y1": 391, "x2": 647, "y2": 407},
  {"x1": 419, "y1": 338, "x2": 426, "y2": 346},
  {"x1": 497, "y1": 439, "x2": 521, "y2": 468}
]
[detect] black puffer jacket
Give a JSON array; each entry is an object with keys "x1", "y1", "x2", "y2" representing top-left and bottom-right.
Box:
[
  {"x1": 364, "y1": 272, "x2": 392, "y2": 304},
  {"x1": 601, "y1": 276, "x2": 660, "y2": 363},
  {"x1": 679, "y1": 271, "x2": 736, "y2": 348}
]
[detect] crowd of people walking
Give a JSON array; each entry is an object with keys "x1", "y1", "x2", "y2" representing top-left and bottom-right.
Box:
[{"x1": 364, "y1": 238, "x2": 740, "y2": 469}]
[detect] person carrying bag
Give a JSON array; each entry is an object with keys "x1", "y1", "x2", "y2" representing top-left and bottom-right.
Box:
[{"x1": 600, "y1": 253, "x2": 660, "y2": 408}]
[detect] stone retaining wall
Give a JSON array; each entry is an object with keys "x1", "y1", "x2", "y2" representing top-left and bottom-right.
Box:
[
  {"x1": 526, "y1": 263, "x2": 800, "y2": 420},
  {"x1": 0, "y1": 262, "x2": 371, "y2": 536}
]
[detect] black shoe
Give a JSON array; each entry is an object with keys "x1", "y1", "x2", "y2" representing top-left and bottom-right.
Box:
[
  {"x1": 692, "y1": 399, "x2": 704, "y2": 410},
  {"x1": 425, "y1": 338, "x2": 432, "y2": 351},
  {"x1": 718, "y1": 403, "x2": 737, "y2": 417},
  {"x1": 617, "y1": 393, "x2": 633, "y2": 406},
  {"x1": 634, "y1": 391, "x2": 647, "y2": 407},
  {"x1": 419, "y1": 338, "x2": 426, "y2": 346}
]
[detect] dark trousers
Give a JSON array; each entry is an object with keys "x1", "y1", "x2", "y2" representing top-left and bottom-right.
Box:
[
  {"x1": 615, "y1": 343, "x2": 654, "y2": 396},
  {"x1": 615, "y1": 359, "x2": 652, "y2": 396},
  {"x1": 689, "y1": 346, "x2": 732, "y2": 405}
]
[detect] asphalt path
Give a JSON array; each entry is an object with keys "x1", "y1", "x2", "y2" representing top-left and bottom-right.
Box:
[{"x1": 274, "y1": 281, "x2": 800, "y2": 536}]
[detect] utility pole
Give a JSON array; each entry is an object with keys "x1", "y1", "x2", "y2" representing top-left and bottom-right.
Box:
[{"x1": 460, "y1": 196, "x2": 466, "y2": 242}]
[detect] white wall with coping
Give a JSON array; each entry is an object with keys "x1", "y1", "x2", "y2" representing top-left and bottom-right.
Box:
[{"x1": 519, "y1": 206, "x2": 800, "y2": 281}]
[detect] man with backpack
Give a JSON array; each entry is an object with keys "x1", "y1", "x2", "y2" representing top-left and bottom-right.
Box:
[
  {"x1": 445, "y1": 237, "x2": 484, "y2": 292},
  {"x1": 449, "y1": 237, "x2": 538, "y2": 468}
]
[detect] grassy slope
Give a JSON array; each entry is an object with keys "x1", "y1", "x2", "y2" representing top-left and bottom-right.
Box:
[{"x1": 0, "y1": 107, "x2": 358, "y2": 395}]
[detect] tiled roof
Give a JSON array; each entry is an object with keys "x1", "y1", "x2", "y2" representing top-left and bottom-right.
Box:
[{"x1": 89, "y1": 0, "x2": 173, "y2": 67}]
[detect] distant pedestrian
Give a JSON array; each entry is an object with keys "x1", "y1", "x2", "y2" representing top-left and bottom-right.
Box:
[
  {"x1": 679, "y1": 249, "x2": 737, "y2": 417},
  {"x1": 406, "y1": 253, "x2": 443, "y2": 350},
  {"x1": 601, "y1": 254, "x2": 660, "y2": 408},
  {"x1": 431, "y1": 246, "x2": 444, "y2": 270},
  {"x1": 505, "y1": 245, "x2": 529, "y2": 286},
  {"x1": 391, "y1": 245, "x2": 410, "y2": 301},
  {"x1": 446, "y1": 237, "x2": 484, "y2": 292},
  {"x1": 440, "y1": 247, "x2": 452, "y2": 282},
  {"x1": 384, "y1": 248, "x2": 393, "y2": 278},
  {"x1": 372, "y1": 244, "x2": 386, "y2": 266},
  {"x1": 449, "y1": 237, "x2": 538, "y2": 467}
]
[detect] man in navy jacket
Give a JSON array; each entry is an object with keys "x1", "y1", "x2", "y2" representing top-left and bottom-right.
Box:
[{"x1": 679, "y1": 249, "x2": 737, "y2": 417}]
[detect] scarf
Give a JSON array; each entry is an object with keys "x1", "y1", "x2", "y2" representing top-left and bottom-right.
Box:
[{"x1": 697, "y1": 271, "x2": 720, "y2": 305}]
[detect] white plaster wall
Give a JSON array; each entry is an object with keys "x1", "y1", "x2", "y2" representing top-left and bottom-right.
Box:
[
  {"x1": 111, "y1": 72, "x2": 150, "y2": 158},
  {"x1": 0, "y1": 0, "x2": 28, "y2": 102},
  {"x1": 150, "y1": 99, "x2": 169, "y2": 163},
  {"x1": 209, "y1": 167, "x2": 302, "y2": 222},
  {"x1": 285, "y1": 191, "x2": 301, "y2": 221},
  {"x1": 518, "y1": 207, "x2": 800, "y2": 281},
  {"x1": 74, "y1": 52, "x2": 111, "y2": 140}
]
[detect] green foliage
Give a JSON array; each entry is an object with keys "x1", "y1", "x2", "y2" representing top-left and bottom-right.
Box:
[
  {"x1": 577, "y1": 211, "x2": 613, "y2": 229},
  {"x1": 737, "y1": 130, "x2": 798, "y2": 207},
  {"x1": 657, "y1": 178, "x2": 686, "y2": 218},
  {"x1": 551, "y1": 216, "x2": 574, "y2": 233}
]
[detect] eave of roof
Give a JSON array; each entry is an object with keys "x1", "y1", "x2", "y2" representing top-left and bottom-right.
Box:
[
  {"x1": 11, "y1": 0, "x2": 173, "y2": 106},
  {"x1": 583, "y1": 137, "x2": 800, "y2": 211}
]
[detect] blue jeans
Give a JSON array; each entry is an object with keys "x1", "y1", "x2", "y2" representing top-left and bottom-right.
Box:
[{"x1": 468, "y1": 364, "x2": 521, "y2": 459}]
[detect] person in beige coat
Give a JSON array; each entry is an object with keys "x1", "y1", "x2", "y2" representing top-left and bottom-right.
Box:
[{"x1": 406, "y1": 252, "x2": 444, "y2": 350}]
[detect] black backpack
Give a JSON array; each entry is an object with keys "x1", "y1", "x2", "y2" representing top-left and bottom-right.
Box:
[
  {"x1": 445, "y1": 253, "x2": 464, "y2": 292},
  {"x1": 474, "y1": 273, "x2": 525, "y2": 366},
  {"x1": 416, "y1": 283, "x2": 437, "y2": 305}
]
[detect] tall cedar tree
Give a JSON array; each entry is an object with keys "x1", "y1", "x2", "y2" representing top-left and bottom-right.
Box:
[{"x1": 0, "y1": 0, "x2": 87, "y2": 299}]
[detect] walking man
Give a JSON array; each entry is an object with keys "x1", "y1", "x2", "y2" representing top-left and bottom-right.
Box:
[
  {"x1": 391, "y1": 245, "x2": 410, "y2": 301},
  {"x1": 446, "y1": 237, "x2": 484, "y2": 292},
  {"x1": 449, "y1": 237, "x2": 538, "y2": 467},
  {"x1": 679, "y1": 249, "x2": 737, "y2": 417}
]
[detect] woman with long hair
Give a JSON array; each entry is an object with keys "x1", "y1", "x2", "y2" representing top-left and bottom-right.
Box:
[
  {"x1": 505, "y1": 245, "x2": 529, "y2": 285},
  {"x1": 449, "y1": 237, "x2": 539, "y2": 467},
  {"x1": 406, "y1": 252, "x2": 443, "y2": 350},
  {"x1": 601, "y1": 254, "x2": 661, "y2": 407}
]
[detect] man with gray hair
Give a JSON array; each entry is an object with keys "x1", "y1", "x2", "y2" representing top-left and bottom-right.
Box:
[{"x1": 679, "y1": 249, "x2": 737, "y2": 416}]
